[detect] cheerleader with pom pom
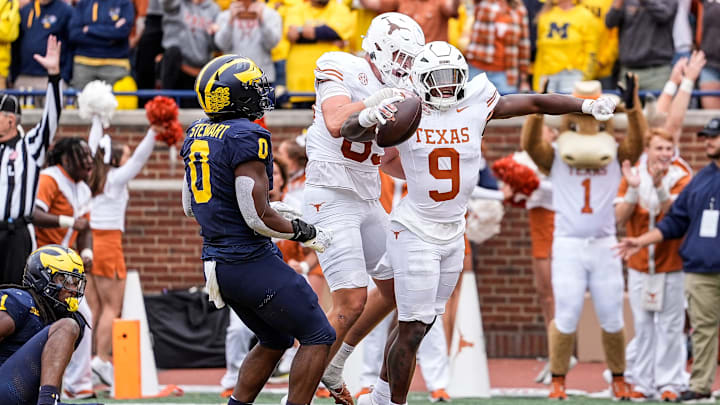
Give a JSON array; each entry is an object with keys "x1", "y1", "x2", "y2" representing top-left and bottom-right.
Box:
[{"x1": 78, "y1": 81, "x2": 163, "y2": 386}]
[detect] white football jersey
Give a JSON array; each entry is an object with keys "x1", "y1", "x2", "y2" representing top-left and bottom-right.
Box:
[
  {"x1": 550, "y1": 146, "x2": 621, "y2": 238},
  {"x1": 305, "y1": 52, "x2": 386, "y2": 200},
  {"x1": 392, "y1": 74, "x2": 499, "y2": 243}
]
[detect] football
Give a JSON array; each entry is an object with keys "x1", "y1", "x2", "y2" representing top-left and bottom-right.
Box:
[{"x1": 375, "y1": 94, "x2": 423, "y2": 147}]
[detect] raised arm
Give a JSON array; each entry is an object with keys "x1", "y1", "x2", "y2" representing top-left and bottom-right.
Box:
[
  {"x1": 493, "y1": 93, "x2": 614, "y2": 120},
  {"x1": 26, "y1": 35, "x2": 62, "y2": 165},
  {"x1": 617, "y1": 73, "x2": 645, "y2": 165},
  {"x1": 664, "y1": 51, "x2": 706, "y2": 143},
  {"x1": 107, "y1": 127, "x2": 159, "y2": 186},
  {"x1": 521, "y1": 114, "x2": 553, "y2": 174}
]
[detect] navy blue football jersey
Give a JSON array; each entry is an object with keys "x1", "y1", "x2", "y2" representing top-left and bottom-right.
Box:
[
  {"x1": 181, "y1": 117, "x2": 276, "y2": 262},
  {"x1": 0, "y1": 288, "x2": 48, "y2": 366}
]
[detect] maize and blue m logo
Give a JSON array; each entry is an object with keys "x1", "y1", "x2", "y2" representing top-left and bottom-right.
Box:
[{"x1": 548, "y1": 22, "x2": 570, "y2": 39}]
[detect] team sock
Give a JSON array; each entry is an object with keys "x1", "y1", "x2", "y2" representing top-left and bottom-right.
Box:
[
  {"x1": 322, "y1": 342, "x2": 355, "y2": 389},
  {"x1": 372, "y1": 377, "x2": 391, "y2": 405}
]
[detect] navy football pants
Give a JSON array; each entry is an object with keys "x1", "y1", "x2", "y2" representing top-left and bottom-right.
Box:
[
  {"x1": 216, "y1": 252, "x2": 335, "y2": 350},
  {"x1": 0, "y1": 325, "x2": 50, "y2": 405}
]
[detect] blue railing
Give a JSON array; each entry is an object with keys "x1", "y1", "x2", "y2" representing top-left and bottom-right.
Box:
[{"x1": 3, "y1": 89, "x2": 720, "y2": 108}]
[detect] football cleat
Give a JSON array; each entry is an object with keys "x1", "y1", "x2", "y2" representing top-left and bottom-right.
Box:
[
  {"x1": 611, "y1": 375, "x2": 631, "y2": 401},
  {"x1": 660, "y1": 390, "x2": 678, "y2": 402},
  {"x1": 548, "y1": 375, "x2": 568, "y2": 400},
  {"x1": 628, "y1": 390, "x2": 649, "y2": 402},
  {"x1": 429, "y1": 388, "x2": 451, "y2": 403},
  {"x1": 355, "y1": 387, "x2": 371, "y2": 399},
  {"x1": 327, "y1": 383, "x2": 354, "y2": 405}
]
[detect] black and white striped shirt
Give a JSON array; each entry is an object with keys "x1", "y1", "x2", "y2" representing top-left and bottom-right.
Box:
[{"x1": 0, "y1": 75, "x2": 62, "y2": 222}]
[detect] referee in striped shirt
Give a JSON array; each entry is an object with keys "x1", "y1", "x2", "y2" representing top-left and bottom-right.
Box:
[{"x1": 0, "y1": 36, "x2": 62, "y2": 285}]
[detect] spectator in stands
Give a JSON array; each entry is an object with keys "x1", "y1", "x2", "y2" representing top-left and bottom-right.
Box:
[
  {"x1": 695, "y1": 0, "x2": 720, "y2": 109},
  {"x1": 0, "y1": 0, "x2": 19, "y2": 89},
  {"x1": 581, "y1": 0, "x2": 619, "y2": 89},
  {"x1": 11, "y1": 0, "x2": 72, "y2": 103},
  {"x1": 615, "y1": 128, "x2": 692, "y2": 402},
  {"x1": 84, "y1": 117, "x2": 159, "y2": 388},
  {"x1": 615, "y1": 117, "x2": 720, "y2": 403},
  {"x1": 69, "y1": 0, "x2": 134, "y2": 90},
  {"x1": 284, "y1": 0, "x2": 354, "y2": 107},
  {"x1": 359, "y1": 0, "x2": 459, "y2": 43},
  {"x1": 134, "y1": 0, "x2": 163, "y2": 96},
  {"x1": 605, "y1": 0, "x2": 677, "y2": 91},
  {"x1": 32, "y1": 137, "x2": 95, "y2": 400},
  {"x1": 532, "y1": 0, "x2": 601, "y2": 93},
  {"x1": 159, "y1": 0, "x2": 219, "y2": 104},
  {"x1": 465, "y1": 0, "x2": 531, "y2": 93},
  {"x1": 213, "y1": 0, "x2": 281, "y2": 86}
]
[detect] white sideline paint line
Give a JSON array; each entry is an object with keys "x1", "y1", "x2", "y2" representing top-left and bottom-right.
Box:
[{"x1": 176, "y1": 385, "x2": 287, "y2": 394}]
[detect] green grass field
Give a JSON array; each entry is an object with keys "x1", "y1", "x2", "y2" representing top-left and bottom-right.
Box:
[{"x1": 72, "y1": 392, "x2": 698, "y2": 405}]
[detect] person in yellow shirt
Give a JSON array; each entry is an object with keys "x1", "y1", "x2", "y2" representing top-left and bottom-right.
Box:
[
  {"x1": 581, "y1": 0, "x2": 619, "y2": 87},
  {"x1": 532, "y1": 0, "x2": 601, "y2": 93},
  {"x1": 285, "y1": 0, "x2": 355, "y2": 107},
  {"x1": 0, "y1": 0, "x2": 20, "y2": 89}
]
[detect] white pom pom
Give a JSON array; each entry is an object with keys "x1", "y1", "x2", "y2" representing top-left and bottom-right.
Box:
[
  {"x1": 512, "y1": 150, "x2": 539, "y2": 173},
  {"x1": 465, "y1": 199, "x2": 504, "y2": 244},
  {"x1": 77, "y1": 80, "x2": 118, "y2": 128}
]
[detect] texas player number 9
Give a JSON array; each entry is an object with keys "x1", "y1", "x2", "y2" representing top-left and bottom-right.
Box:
[{"x1": 428, "y1": 148, "x2": 460, "y2": 202}]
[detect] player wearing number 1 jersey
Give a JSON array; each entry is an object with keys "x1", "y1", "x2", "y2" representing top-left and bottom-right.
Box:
[
  {"x1": 181, "y1": 55, "x2": 335, "y2": 405},
  {"x1": 363, "y1": 41, "x2": 619, "y2": 405},
  {"x1": 301, "y1": 12, "x2": 425, "y2": 405}
]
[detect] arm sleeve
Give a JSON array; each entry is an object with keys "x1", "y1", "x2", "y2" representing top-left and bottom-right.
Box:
[
  {"x1": 26, "y1": 75, "x2": 62, "y2": 166},
  {"x1": 213, "y1": 11, "x2": 233, "y2": 52},
  {"x1": 34, "y1": 174, "x2": 58, "y2": 212},
  {"x1": 107, "y1": 129, "x2": 156, "y2": 186},
  {"x1": 656, "y1": 183, "x2": 692, "y2": 239},
  {"x1": 86, "y1": 1, "x2": 134, "y2": 40}
]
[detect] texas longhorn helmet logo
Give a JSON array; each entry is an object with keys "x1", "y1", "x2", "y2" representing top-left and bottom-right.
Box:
[{"x1": 386, "y1": 19, "x2": 410, "y2": 35}]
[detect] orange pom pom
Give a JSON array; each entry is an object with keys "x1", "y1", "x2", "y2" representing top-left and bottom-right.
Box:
[
  {"x1": 145, "y1": 96, "x2": 179, "y2": 125},
  {"x1": 491, "y1": 155, "x2": 540, "y2": 207}
]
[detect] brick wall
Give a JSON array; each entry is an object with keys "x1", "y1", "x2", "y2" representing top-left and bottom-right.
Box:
[{"x1": 49, "y1": 113, "x2": 714, "y2": 357}]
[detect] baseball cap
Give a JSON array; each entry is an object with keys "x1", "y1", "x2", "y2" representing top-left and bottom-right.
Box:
[
  {"x1": 0, "y1": 94, "x2": 20, "y2": 116},
  {"x1": 698, "y1": 117, "x2": 720, "y2": 138}
]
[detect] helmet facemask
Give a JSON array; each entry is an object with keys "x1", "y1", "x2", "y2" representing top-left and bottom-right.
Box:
[
  {"x1": 235, "y1": 75, "x2": 274, "y2": 121},
  {"x1": 45, "y1": 270, "x2": 86, "y2": 313},
  {"x1": 416, "y1": 67, "x2": 468, "y2": 111}
]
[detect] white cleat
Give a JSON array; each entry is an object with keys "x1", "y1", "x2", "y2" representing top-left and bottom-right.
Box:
[{"x1": 90, "y1": 356, "x2": 114, "y2": 387}]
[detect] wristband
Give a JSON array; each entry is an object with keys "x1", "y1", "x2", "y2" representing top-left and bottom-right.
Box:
[
  {"x1": 80, "y1": 248, "x2": 93, "y2": 261},
  {"x1": 662, "y1": 81, "x2": 678, "y2": 97},
  {"x1": 624, "y1": 186, "x2": 639, "y2": 204},
  {"x1": 58, "y1": 215, "x2": 75, "y2": 228},
  {"x1": 299, "y1": 261, "x2": 310, "y2": 275},
  {"x1": 655, "y1": 185, "x2": 670, "y2": 203},
  {"x1": 679, "y1": 78, "x2": 695, "y2": 94},
  {"x1": 581, "y1": 99, "x2": 594, "y2": 115}
]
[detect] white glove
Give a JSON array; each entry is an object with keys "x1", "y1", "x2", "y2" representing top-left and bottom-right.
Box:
[
  {"x1": 358, "y1": 95, "x2": 403, "y2": 127},
  {"x1": 302, "y1": 226, "x2": 333, "y2": 253},
  {"x1": 270, "y1": 201, "x2": 302, "y2": 221},
  {"x1": 581, "y1": 96, "x2": 616, "y2": 121},
  {"x1": 363, "y1": 87, "x2": 406, "y2": 107}
]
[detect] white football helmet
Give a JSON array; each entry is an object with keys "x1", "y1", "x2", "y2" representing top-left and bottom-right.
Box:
[
  {"x1": 411, "y1": 41, "x2": 468, "y2": 111},
  {"x1": 361, "y1": 12, "x2": 425, "y2": 87}
]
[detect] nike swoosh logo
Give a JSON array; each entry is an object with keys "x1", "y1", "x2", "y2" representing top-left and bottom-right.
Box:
[{"x1": 457, "y1": 106, "x2": 469, "y2": 113}]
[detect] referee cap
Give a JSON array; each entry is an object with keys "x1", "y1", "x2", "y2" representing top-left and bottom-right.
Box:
[{"x1": 0, "y1": 93, "x2": 21, "y2": 116}]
